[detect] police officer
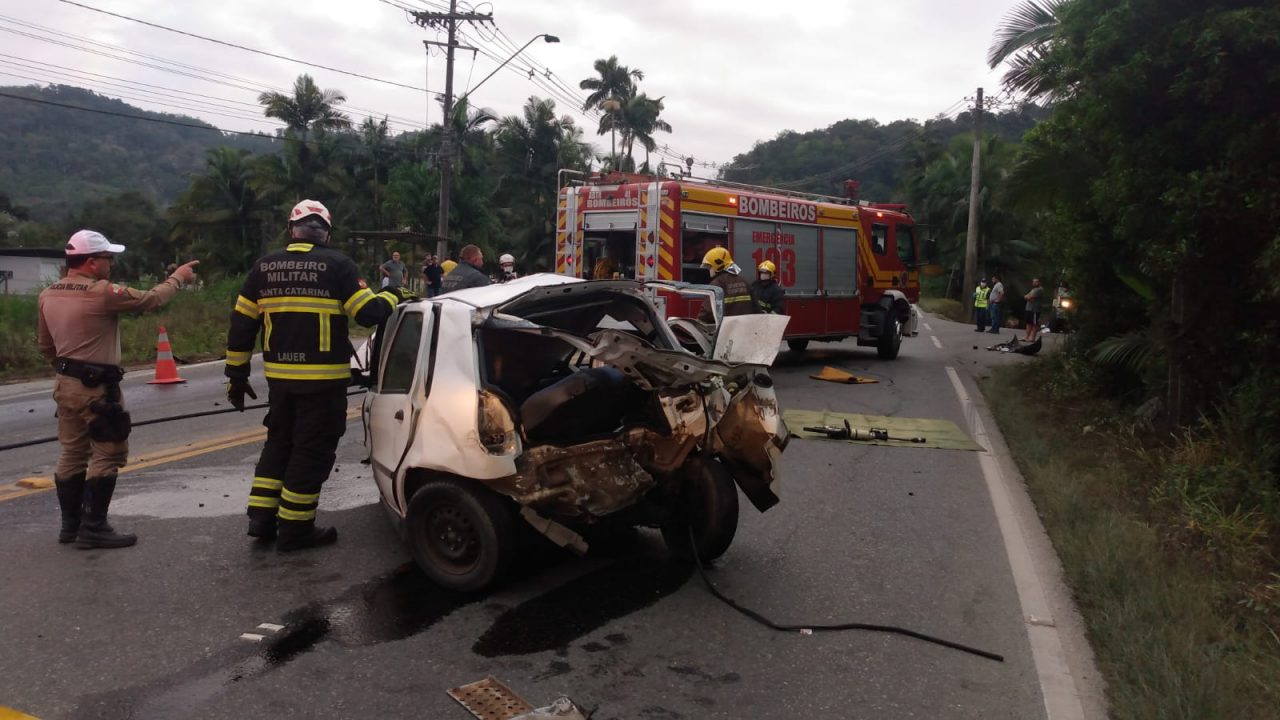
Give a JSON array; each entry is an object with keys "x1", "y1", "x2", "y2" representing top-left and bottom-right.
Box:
[
  {"x1": 751, "y1": 259, "x2": 786, "y2": 314},
  {"x1": 226, "y1": 200, "x2": 402, "y2": 552},
  {"x1": 37, "y1": 230, "x2": 199, "y2": 549},
  {"x1": 698, "y1": 247, "x2": 755, "y2": 322},
  {"x1": 497, "y1": 253, "x2": 519, "y2": 283}
]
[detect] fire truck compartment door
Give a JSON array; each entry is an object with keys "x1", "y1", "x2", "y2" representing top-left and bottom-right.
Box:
[
  {"x1": 584, "y1": 212, "x2": 638, "y2": 230},
  {"x1": 822, "y1": 228, "x2": 858, "y2": 296}
]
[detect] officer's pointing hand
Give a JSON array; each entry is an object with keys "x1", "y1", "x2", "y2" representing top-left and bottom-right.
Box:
[
  {"x1": 172, "y1": 260, "x2": 200, "y2": 285},
  {"x1": 227, "y1": 378, "x2": 256, "y2": 412}
]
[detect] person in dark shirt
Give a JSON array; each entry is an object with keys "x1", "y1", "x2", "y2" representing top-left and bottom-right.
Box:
[
  {"x1": 440, "y1": 244, "x2": 491, "y2": 293},
  {"x1": 422, "y1": 254, "x2": 444, "y2": 297},
  {"x1": 750, "y1": 259, "x2": 786, "y2": 314},
  {"x1": 698, "y1": 247, "x2": 755, "y2": 323}
]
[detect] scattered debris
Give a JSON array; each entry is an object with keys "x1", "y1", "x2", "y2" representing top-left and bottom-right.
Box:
[
  {"x1": 448, "y1": 676, "x2": 590, "y2": 720},
  {"x1": 986, "y1": 335, "x2": 1041, "y2": 355}
]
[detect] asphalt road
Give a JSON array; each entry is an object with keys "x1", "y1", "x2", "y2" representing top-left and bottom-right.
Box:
[{"x1": 0, "y1": 319, "x2": 1104, "y2": 720}]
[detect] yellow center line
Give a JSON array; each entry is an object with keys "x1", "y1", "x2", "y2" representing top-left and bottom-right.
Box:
[{"x1": 1, "y1": 408, "x2": 361, "y2": 504}]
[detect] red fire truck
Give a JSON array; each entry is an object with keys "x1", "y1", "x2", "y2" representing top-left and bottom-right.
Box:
[{"x1": 554, "y1": 173, "x2": 923, "y2": 358}]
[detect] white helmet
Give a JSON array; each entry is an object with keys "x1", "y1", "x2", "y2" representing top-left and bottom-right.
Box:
[
  {"x1": 499, "y1": 253, "x2": 515, "y2": 265},
  {"x1": 289, "y1": 199, "x2": 332, "y2": 227}
]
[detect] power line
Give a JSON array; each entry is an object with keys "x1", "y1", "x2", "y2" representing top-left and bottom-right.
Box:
[
  {"x1": 56, "y1": 0, "x2": 437, "y2": 94},
  {"x1": 0, "y1": 16, "x2": 430, "y2": 131}
]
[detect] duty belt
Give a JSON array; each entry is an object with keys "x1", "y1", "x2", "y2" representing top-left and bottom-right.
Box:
[{"x1": 55, "y1": 358, "x2": 124, "y2": 388}]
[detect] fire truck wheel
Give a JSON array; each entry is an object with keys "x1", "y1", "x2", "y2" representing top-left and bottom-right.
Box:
[
  {"x1": 661, "y1": 456, "x2": 739, "y2": 562},
  {"x1": 877, "y1": 309, "x2": 903, "y2": 360},
  {"x1": 406, "y1": 478, "x2": 516, "y2": 592},
  {"x1": 786, "y1": 339, "x2": 810, "y2": 353}
]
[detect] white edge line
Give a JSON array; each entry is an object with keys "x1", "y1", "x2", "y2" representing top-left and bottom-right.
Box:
[
  {"x1": 930, "y1": 335, "x2": 943, "y2": 349},
  {"x1": 946, "y1": 365, "x2": 1086, "y2": 720}
]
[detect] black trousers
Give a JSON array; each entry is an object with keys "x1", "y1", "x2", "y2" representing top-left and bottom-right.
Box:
[{"x1": 246, "y1": 384, "x2": 348, "y2": 525}]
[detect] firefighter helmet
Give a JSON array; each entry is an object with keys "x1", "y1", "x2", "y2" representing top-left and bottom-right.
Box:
[
  {"x1": 701, "y1": 247, "x2": 733, "y2": 273},
  {"x1": 288, "y1": 199, "x2": 332, "y2": 227},
  {"x1": 441, "y1": 259, "x2": 458, "y2": 274},
  {"x1": 757, "y1": 260, "x2": 777, "y2": 275}
]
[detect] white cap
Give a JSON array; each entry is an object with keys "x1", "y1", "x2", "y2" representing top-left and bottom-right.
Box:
[{"x1": 66, "y1": 229, "x2": 125, "y2": 256}]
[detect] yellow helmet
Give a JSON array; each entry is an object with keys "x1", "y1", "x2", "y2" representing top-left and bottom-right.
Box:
[
  {"x1": 757, "y1": 260, "x2": 777, "y2": 275},
  {"x1": 701, "y1": 246, "x2": 733, "y2": 273},
  {"x1": 441, "y1": 259, "x2": 458, "y2": 274}
]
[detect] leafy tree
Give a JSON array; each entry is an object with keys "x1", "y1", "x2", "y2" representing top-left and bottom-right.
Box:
[
  {"x1": 579, "y1": 56, "x2": 643, "y2": 160},
  {"x1": 168, "y1": 147, "x2": 272, "y2": 273},
  {"x1": 68, "y1": 191, "x2": 170, "y2": 279},
  {"x1": 1011, "y1": 0, "x2": 1280, "y2": 423}
]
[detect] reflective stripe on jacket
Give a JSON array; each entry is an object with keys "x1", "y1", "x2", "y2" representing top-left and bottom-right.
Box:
[
  {"x1": 226, "y1": 242, "x2": 397, "y2": 387},
  {"x1": 974, "y1": 286, "x2": 989, "y2": 309}
]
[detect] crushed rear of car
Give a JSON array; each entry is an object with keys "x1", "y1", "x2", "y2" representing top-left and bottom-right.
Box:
[{"x1": 358, "y1": 275, "x2": 789, "y2": 591}]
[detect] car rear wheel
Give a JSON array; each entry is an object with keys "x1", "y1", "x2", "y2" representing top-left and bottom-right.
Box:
[
  {"x1": 661, "y1": 456, "x2": 739, "y2": 562},
  {"x1": 406, "y1": 478, "x2": 515, "y2": 592},
  {"x1": 787, "y1": 339, "x2": 810, "y2": 353},
  {"x1": 877, "y1": 308, "x2": 902, "y2": 360}
]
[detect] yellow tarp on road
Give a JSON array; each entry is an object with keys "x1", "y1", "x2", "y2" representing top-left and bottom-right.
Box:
[{"x1": 783, "y1": 409, "x2": 984, "y2": 451}]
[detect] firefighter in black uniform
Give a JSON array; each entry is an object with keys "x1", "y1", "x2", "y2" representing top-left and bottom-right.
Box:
[
  {"x1": 226, "y1": 200, "x2": 402, "y2": 551},
  {"x1": 751, "y1": 259, "x2": 786, "y2": 314}
]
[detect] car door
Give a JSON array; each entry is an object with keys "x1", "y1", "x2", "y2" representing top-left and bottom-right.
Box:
[{"x1": 366, "y1": 305, "x2": 431, "y2": 512}]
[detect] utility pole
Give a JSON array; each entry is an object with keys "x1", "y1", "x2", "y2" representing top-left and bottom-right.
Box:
[
  {"x1": 963, "y1": 87, "x2": 983, "y2": 312},
  {"x1": 409, "y1": 2, "x2": 490, "y2": 259}
]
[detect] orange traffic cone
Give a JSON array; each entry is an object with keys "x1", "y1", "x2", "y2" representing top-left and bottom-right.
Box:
[{"x1": 148, "y1": 325, "x2": 186, "y2": 384}]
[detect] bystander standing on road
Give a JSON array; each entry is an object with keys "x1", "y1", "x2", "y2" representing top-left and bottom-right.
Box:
[
  {"x1": 421, "y1": 254, "x2": 443, "y2": 297},
  {"x1": 440, "y1": 244, "x2": 491, "y2": 293},
  {"x1": 37, "y1": 230, "x2": 199, "y2": 549},
  {"x1": 973, "y1": 278, "x2": 990, "y2": 332},
  {"x1": 987, "y1": 274, "x2": 1005, "y2": 334},
  {"x1": 379, "y1": 251, "x2": 406, "y2": 289},
  {"x1": 1023, "y1": 278, "x2": 1044, "y2": 342}
]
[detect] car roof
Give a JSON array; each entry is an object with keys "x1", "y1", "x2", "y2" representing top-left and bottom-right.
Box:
[{"x1": 435, "y1": 273, "x2": 586, "y2": 308}]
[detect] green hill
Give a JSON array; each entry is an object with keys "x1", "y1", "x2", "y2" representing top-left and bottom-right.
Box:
[{"x1": 0, "y1": 84, "x2": 279, "y2": 222}]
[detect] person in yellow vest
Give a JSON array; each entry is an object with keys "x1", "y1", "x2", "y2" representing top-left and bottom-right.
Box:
[{"x1": 973, "y1": 279, "x2": 990, "y2": 332}]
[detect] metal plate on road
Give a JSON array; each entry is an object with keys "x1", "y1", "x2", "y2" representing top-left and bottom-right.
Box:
[{"x1": 447, "y1": 676, "x2": 534, "y2": 720}]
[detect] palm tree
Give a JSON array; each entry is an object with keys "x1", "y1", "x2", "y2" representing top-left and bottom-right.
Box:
[
  {"x1": 168, "y1": 147, "x2": 272, "y2": 270},
  {"x1": 258, "y1": 74, "x2": 352, "y2": 138},
  {"x1": 580, "y1": 56, "x2": 643, "y2": 161},
  {"x1": 986, "y1": 0, "x2": 1068, "y2": 99},
  {"x1": 616, "y1": 93, "x2": 672, "y2": 172}
]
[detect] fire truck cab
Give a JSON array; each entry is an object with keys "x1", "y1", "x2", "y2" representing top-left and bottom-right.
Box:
[{"x1": 555, "y1": 173, "x2": 922, "y2": 359}]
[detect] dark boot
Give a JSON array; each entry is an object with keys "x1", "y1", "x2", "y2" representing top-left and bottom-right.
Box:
[
  {"x1": 54, "y1": 472, "x2": 86, "y2": 544},
  {"x1": 276, "y1": 520, "x2": 337, "y2": 553},
  {"x1": 247, "y1": 513, "x2": 277, "y2": 540},
  {"x1": 75, "y1": 475, "x2": 137, "y2": 549}
]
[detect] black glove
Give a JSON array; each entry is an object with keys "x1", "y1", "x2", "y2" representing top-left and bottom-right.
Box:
[{"x1": 226, "y1": 378, "x2": 257, "y2": 411}]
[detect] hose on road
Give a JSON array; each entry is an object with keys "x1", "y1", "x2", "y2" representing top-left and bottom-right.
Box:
[
  {"x1": 689, "y1": 527, "x2": 1005, "y2": 662},
  {"x1": 0, "y1": 388, "x2": 367, "y2": 453}
]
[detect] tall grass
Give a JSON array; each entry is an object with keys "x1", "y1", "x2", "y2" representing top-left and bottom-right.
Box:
[
  {"x1": 0, "y1": 277, "x2": 242, "y2": 378},
  {"x1": 985, "y1": 355, "x2": 1279, "y2": 719}
]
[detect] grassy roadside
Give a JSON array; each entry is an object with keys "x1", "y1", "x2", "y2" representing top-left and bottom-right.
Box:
[
  {"x1": 983, "y1": 358, "x2": 1279, "y2": 719},
  {"x1": 919, "y1": 296, "x2": 966, "y2": 323},
  {"x1": 0, "y1": 277, "x2": 241, "y2": 380}
]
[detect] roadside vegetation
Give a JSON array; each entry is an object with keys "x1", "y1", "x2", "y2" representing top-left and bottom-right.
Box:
[
  {"x1": 985, "y1": 352, "x2": 1279, "y2": 719},
  {"x1": 0, "y1": 277, "x2": 240, "y2": 379}
]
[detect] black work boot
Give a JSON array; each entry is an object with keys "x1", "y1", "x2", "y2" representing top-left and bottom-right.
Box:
[
  {"x1": 54, "y1": 472, "x2": 86, "y2": 544},
  {"x1": 247, "y1": 513, "x2": 277, "y2": 541},
  {"x1": 276, "y1": 520, "x2": 337, "y2": 553},
  {"x1": 75, "y1": 475, "x2": 137, "y2": 549}
]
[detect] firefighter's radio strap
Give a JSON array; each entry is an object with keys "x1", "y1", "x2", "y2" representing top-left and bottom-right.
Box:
[{"x1": 55, "y1": 358, "x2": 132, "y2": 442}]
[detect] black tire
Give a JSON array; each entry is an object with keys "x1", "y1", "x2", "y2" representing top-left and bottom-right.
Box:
[
  {"x1": 661, "y1": 457, "x2": 739, "y2": 562},
  {"x1": 406, "y1": 478, "x2": 515, "y2": 592},
  {"x1": 787, "y1": 339, "x2": 810, "y2": 353},
  {"x1": 877, "y1": 308, "x2": 902, "y2": 360}
]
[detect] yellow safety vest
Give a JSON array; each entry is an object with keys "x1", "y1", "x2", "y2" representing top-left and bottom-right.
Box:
[{"x1": 974, "y1": 286, "x2": 989, "y2": 309}]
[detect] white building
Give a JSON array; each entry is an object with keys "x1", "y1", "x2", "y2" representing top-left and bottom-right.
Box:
[{"x1": 0, "y1": 249, "x2": 63, "y2": 294}]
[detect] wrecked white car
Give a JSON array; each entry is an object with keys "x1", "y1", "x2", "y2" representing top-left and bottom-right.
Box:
[{"x1": 359, "y1": 274, "x2": 789, "y2": 592}]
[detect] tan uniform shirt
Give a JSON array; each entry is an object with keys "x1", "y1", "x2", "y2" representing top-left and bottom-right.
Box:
[{"x1": 37, "y1": 273, "x2": 183, "y2": 366}]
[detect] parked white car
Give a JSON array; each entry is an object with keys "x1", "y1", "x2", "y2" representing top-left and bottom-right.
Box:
[{"x1": 358, "y1": 274, "x2": 789, "y2": 591}]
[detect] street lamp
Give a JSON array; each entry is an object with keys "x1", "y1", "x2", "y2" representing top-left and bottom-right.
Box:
[{"x1": 460, "y1": 33, "x2": 559, "y2": 103}]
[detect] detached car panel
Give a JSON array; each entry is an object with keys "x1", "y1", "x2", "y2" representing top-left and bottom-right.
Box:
[{"x1": 361, "y1": 274, "x2": 788, "y2": 591}]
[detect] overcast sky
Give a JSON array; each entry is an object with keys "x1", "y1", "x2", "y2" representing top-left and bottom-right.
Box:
[{"x1": 0, "y1": 0, "x2": 1018, "y2": 168}]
